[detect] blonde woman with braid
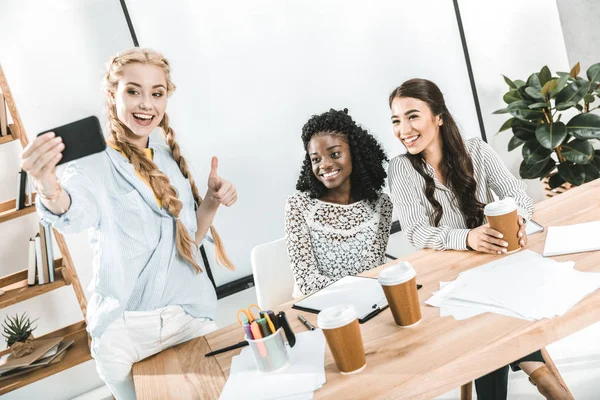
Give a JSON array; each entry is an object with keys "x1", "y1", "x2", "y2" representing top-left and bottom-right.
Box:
[{"x1": 21, "y1": 48, "x2": 237, "y2": 400}]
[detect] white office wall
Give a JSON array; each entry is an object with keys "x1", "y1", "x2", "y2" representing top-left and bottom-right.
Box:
[
  {"x1": 458, "y1": 0, "x2": 571, "y2": 204},
  {"x1": 125, "y1": 0, "x2": 482, "y2": 284},
  {"x1": 0, "y1": 0, "x2": 132, "y2": 399}
]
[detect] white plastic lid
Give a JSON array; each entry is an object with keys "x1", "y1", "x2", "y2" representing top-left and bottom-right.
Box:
[
  {"x1": 378, "y1": 261, "x2": 416, "y2": 286},
  {"x1": 317, "y1": 304, "x2": 357, "y2": 330},
  {"x1": 483, "y1": 197, "x2": 517, "y2": 216}
]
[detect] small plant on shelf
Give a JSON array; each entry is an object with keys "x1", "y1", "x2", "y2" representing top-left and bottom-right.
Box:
[{"x1": 2, "y1": 312, "x2": 38, "y2": 357}]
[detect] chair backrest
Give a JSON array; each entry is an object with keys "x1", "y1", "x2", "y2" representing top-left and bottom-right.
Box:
[{"x1": 251, "y1": 238, "x2": 295, "y2": 310}]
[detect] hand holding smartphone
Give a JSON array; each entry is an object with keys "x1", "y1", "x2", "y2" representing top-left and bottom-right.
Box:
[{"x1": 37, "y1": 116, "x2": 106, "y2": 165}]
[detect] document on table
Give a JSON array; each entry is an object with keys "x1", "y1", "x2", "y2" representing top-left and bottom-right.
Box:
[
  {"x1": 219, "y1": 329, "x2": 326, "y2": 400},
  {"x1": 542, "y1": 221, "x2": 600, "y2": 257},
  {"x1": 427, "y1": 250, "x2": 600, "y2": 321}
]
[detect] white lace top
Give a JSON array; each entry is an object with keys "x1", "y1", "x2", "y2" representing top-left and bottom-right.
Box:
[{"x1": 284, "y1": 191, "x2": 393, "y2": 297}]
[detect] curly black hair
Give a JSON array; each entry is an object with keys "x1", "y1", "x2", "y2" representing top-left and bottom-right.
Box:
[{"x1": 295, "y1": 108, "x2": 388, "y2": 202}]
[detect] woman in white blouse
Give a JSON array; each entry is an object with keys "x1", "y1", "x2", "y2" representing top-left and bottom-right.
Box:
[
  {"x1": 285, "y1": 108, "x2": 393, "y2": 297},
  {"x1": 387, "y1": 78, "x2": 571, "y2": 400},
  {"x1": 21, "y1": 48, "x2": 237, "y2": 400}
]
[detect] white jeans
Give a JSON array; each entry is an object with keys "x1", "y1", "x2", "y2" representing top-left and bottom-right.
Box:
[{"x1": 91, "y1": 305, "x2": 218, "y2": 400}]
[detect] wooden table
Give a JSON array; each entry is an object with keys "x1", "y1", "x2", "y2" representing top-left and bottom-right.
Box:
[{"x1": 133, "y1": 179, "x2": 600, "y2": 399}]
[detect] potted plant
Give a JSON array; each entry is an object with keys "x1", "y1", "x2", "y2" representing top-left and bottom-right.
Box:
[
  {"x1": 494, "y1": 62, "x2": 600, "y2": 196},
  {"x1": 2, "y1": 312, "x2": 37, "y2": 358}
]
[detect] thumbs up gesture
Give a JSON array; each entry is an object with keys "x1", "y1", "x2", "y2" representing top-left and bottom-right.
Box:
[{"x1": 207, "y1": 156, "x2": 237, "y2": 207}]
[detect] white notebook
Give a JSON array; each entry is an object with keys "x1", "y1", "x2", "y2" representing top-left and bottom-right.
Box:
[
  {"x1": 542, "y1": 221, "x2": 600, "y2": 257},
  {"x1": 292, "y1": 276, "x2": 388, "y2": 323}
]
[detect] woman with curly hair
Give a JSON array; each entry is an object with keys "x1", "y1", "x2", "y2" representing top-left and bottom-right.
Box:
[
  {"x1": 387, "y1": 78, "x2": 571, "y2": 400},
  {"x1": 285, "y1": 108, "x2": 393, "y2": 297}
]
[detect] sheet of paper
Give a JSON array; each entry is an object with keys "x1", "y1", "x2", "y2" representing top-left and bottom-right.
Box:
[
  {"x1": 543, "y1": 221, "x2": 600, "y2": 257},
  {"x1": 426, "y1": 250, "x2": 600, "y2": 322},
  {"x1": 220, "y1": 330, "x2": 326, "y2": 400}
]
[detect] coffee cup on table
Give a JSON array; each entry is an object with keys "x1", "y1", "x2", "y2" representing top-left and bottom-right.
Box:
[
  {"x1": 483, "y1": 197, "x2": 521, "y2": 253},
  {"x1": 317, "y1": 304, "x2": 366, "y2": 374},
  {"x1": 378, "y1": 261, "x2": 422, "y2": 327}
]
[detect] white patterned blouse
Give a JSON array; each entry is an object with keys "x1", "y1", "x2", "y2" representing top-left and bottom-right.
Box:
[{"x1": 284, "y1": 191, "x2": 393, "y2": 297}]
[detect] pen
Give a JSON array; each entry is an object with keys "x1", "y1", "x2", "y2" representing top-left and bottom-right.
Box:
[
  {"x1": 204, "y1": 340, "x2": 248, "y2": 357},
  {"x1": 297, "y1": 314, "x2": 315, "y2": 331},
  {"x1": 257, "y1": 318, "x2": 272, "y2": 337},
  {"x1": 264, "y1": 313, "x2": 276, "y2": 334}
]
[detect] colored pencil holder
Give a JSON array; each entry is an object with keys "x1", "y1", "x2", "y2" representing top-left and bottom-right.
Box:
[{"x1": 246, "y1": 328, "x2": 290, "y2": 373}]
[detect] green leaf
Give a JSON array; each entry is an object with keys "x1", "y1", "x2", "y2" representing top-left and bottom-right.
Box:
[
  {"x1": 555, "y1": 101, "x2": 578, "y2": 111},
  {"x1": 524, "y1": 86, "x2": 546, "y2": 102},
  {"x1": 539, "y1": 66, "x2": 552, "y2": 86},
  {"x1": 584, "y1": 163, "x2": 600, "y2": 182},
  {"x1": 520, "y1": 158, "x2": 552, "y2": 179},
  {"x1": 535, "y1": 121, "x2": 567, "y2": 149},
  {"x1": 493, "y1": 107, "x2": 509, "y2": 115},
  {"x1": 584, "y1": 94, "x2": 596, "y2": 103},
  {"x1": 586, "y1": 63, "x2": 600, "y2": 83},
  {"x1": 507, "y1": 100, "x2": 545, "y2": 121},
  {"x1": 542, "y1": 79, "x2": 558, "y2": 95},
  {"x1": 539, "y1": 158, "x2": 556, "y2": 178},
  {"x1": 518, "y1": 85, "x2": 535, "y2": 102},
  {"x1": 503, "y1": 75, "x2": 517, "y2": 89},
  {"x1": 558, "y1": 163, "x2": 585, "y2": 186},
  {"x1": 548, "y1": 173, "x2": 566, "y2": 189},
  {"x1": 522, "y1": 139, "x2": 552, "y2": 163},
  {"x1": 556, "y1": 71, "x2": 570, "y2": 78},
  {"x1": 503, "y1": 89, "x2": 522, "y2": 104},
  {"x1": 527, "y1": 73, "x2": 542, "y2": 89},
  {"x1": 593, "y1": 150, "x2": 600, "y2": 169},
  {"x1": 528, "y1": 102, "x2": 550, "y2": 109},
  {"x1": 562, "y1": 139, "x2": 595, "y2": 164},
  {"x1": 555, "y1": 79, "x2": 591, "y2": 105},
  {"x1": 570, "y1": 62, "x2": 581, "y2": 78},
  {"x1": 514, "y1": 79, "x2": 526, "y2": 88},
  {"x1": 498, "y1": 118, "x2": 514, "y2": 133},
  {"x1": 575, "y1": 104, "x2": 584, "y2": 112},
  {"x1": 566, "y1": 113, "x2": 600, "y2": 139},
  {"x1": 511, "y1": 119, "x2": 537, "y2": 140},
  {"x1": 549, "y1": 74, "x2": 570, "y2": 98},
  {"x1": 508, "y1": 136, "x2": 525, "y2": 151}
]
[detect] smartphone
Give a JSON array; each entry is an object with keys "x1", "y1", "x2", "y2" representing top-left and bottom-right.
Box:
[{"x1": 37, "y1": 116, "x2": 106, "y2": 165}]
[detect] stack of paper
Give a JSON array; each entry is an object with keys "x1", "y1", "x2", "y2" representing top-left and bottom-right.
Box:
[
  {"x1": 427, "y1": 250, "x2": 600, "y2": 321},
  {"x1": 220, "y1": 329, "x2": 326, "y2": 400}
]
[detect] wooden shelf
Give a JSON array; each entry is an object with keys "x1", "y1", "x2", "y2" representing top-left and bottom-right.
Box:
[
  {"x1": 0, "y1": 259, "x2": 66, "y2": 310},
  {"x1": 0, "y1": 134, "x2": 16, "y2": 145},
  {"x1": 0, "y1": 198, "x2": 36, "y2": 224},
  {"x1": 0, "y1": 320, "x2": 91, "y2": 395}
]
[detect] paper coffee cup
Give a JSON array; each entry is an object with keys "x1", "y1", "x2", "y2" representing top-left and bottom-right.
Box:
[
  {"x1": 378, "y1": 262, "x2": 422, "y2": 327},
  {"x1": 317, "y1": 304, "x2": 366, "y2": 374},
  {"x1": 483, "y1": 197, "x2": 521, "y2": 253}
]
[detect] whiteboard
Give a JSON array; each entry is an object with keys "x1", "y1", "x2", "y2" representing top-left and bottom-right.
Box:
[{"x1": 125, "y1": 0, "x2": 482, "y2": 285}]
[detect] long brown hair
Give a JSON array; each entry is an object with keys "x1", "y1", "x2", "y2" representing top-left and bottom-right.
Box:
[
  {"x1": 104, "y1": 48, "x2": 235, "y2": 272},
  {"x1": 389, "y1": 78, "x2": 484, "y2": 228}
]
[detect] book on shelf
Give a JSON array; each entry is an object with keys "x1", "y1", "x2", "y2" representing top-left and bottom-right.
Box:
[
  {"x1": 43, "y1": 223, "x2": 55, "y2": 282},
  {"x1": 0, "y1": 93, "x2": 7, "y2": 137},
  {"x1": 0, "y1": 337, "x2": 74, "y2": 380},
  {"x1": 38, "y1": 224, "x2": 50, "y2": 284},
  {"x1": 16, "y1": 170, "x2": 27, "y2": 210},
  {"x1": 34, "y1": 234, "x2": 45, "y2": 285},
  {"x1": 27, "y1": 237, "x2": 37, "y2": 286}
]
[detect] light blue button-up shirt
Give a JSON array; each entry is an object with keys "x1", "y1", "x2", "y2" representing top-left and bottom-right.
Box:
[{"x1": 37, "y1": 136, "x2": 217, "y2": 339}]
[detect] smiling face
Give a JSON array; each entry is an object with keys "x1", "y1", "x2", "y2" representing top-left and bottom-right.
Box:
[
  {"x1": 390, "y1": 96, "x2": 443, "y2": 156},
  {"x1": 113, "y1": 63, "x2": 168, "y2": 147},
  {"x1": 307, "y1": 133, "x2": 353, "y2": 192}
]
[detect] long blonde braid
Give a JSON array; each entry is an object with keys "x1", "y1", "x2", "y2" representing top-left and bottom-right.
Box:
[
  {"x1": 104, "y1": 48, "x2": 235, "y2": 272},
  {"x1": 160, "y1": 114, "x2": 235, "y2": 270}
]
